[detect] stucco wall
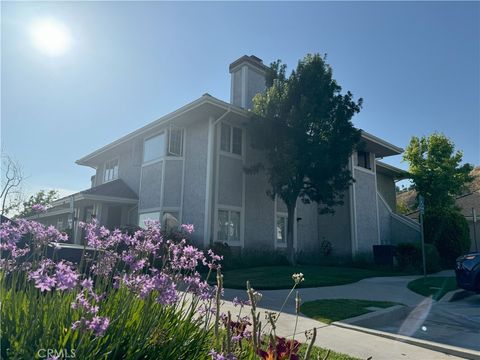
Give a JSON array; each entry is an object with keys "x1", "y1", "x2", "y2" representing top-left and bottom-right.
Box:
[
  {"x1": 217, "y1": 155, "x2": 243, "y2": 207},
  {"x1": 377, "y1": 193, "x2": 392, "y2": 244},
  {"x1": 231, "y1": 70, "x2": 243, "y2": 107},
  {"x1": 376, "y1": 172, "x2": 396, "y2": 211},
  {"x1": 296, "y1": 201, "x2": 319, "y2": 253},
  {"x1": 354, "y1": 168, "x2": 380, "y2": 252},
  {"x1": 390, "y1": 214, "x2": 421, "y2": 244},
  {"x1": 139, "y1": 161, "x2": 162, "y2": 210},
  {"x1": 316, "y1": 192, "x2": 352, "y2": 256},
  {"x1": 244, "y1": 143, "x2": 275, "y2": 250},
  {"x1": 245, "y1": 68, "x2": 266, "y2": 110},
  {"x1": 182, "y1": 118, "x2": 209, "y2": 246},
  {"x1": 163, "y1": 159, "x2": 183, "y2": 208}
]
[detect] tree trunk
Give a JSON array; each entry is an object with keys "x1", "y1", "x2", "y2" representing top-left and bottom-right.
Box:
[{"x1": 286, "y1": 203, "x2": 296, "y2": 265}]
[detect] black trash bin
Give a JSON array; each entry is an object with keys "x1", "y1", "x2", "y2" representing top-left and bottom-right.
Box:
[{"x1": 373, "y1": 245, "x2": 397, "y2": 266}]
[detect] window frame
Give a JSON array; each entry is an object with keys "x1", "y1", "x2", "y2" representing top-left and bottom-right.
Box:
[
  {"x1": 138, "y1": 211, "x2": 161, "y2": 228},
  {"x1": 219, "y1": 122, "x2": 243, "y2": 157},
  {"x1": 357, "y1": 151, "x2": 371, "y2": 170},
  {"x1": 275, "y1": 213, "x2": 288, "y2": 246},
  {"x1": 103, "y1": 158, "x2": 119, "y2": 183},
  {"x1": 167, "y1": 127, "x2": 184, "y2": 157},
  {"x1": 143, "y1": 132, "x2": 167, "y2": 164},
  {"x1": 216, "y1": 208, "x2": 241, "y2": 244}
]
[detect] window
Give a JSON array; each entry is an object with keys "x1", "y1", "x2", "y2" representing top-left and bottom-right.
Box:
[
  {"x1": 220, "y1": 123, "x2": 231, "y2": 152},
  {"x1": 220, "y1": 123, "x2": 242, "y2": 156},
  {"x1": 138, "y1": 212, "x2": 161, "y2": 228},
  {"x1": 162, "y1": 211, "x2": 179, "y2": 232},
  {"x1": 357, "y1": 151, "x2": 371, "y2": 170},
  {"x1": 276, "y1": 215, "x2": 287, "y2": 244},
  {"x1": 168, "y1": 128, "x2": 184, "y2": 156},
  {"x1": 56, "y1": 218, "x2": 64, "y2": 231},
  {"x1": 217, "y1": 209, "x2": 241, "y2": 243},
  {"x1": 144, "y1": 133, "x2": 165, "y2": 163},
  {"x1": 104, "y1": 159, "x2": 119, "y2": 182}
]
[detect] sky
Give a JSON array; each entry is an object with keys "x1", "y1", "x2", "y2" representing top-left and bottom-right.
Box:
[{"x1": 1, "y1": 1, "x2": 479, "y2": 198}]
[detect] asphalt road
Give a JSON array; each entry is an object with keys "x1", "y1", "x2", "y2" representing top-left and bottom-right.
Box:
[{"x1": 372, "y1": 291, "x2": 480, "y2": 351}]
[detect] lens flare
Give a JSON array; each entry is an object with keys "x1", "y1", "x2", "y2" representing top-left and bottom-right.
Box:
[{"x1": 30, "y1": 18, "x2": 71, "y2": 56}]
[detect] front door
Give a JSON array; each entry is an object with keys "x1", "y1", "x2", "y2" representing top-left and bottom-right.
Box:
[{"x1": 106, "y1": 205, "x2": 122, "y2": 230}]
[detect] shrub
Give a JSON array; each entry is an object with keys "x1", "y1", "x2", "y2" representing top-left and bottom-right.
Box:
[
  {"x1": 395, "y1": 242, "x2": 441, "y2": 273},
  {"x1": 320, "y1": 240, "x2": 333, "y2": 257},
  {"x1": 424, "y1": 207, "x2": 470, "y2": 268}
]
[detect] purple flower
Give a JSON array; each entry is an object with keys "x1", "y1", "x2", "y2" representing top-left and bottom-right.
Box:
[
  {"x1": 81, "y1": 278, "x2": 93, "y2": 291},
  {"x1": 86, "y1": 316, "x2": 110, "y2": 336},
  {"x1": 209, "y1": 350, "x2": 237, "y2": 360},
  {"x1": 181, "y1": 223, "x2": 194, "y2": 234},
  {"x1": 31, "y1": 204, "x2": 47, "y2": 213},
  {"x1": 54, "y1": 261, "x2": 79, "y2": 291}
]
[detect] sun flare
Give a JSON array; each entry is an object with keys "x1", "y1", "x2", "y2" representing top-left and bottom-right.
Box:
[{"x1": 30, "y1": 18, "x2": 71, "y2": 56}]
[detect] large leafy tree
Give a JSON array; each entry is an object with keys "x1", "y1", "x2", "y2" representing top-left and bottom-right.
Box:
[
  {"x1": 249, "y1": 54, "x2": 362, "y2": 264},
  {"x1": 403, "y1": 133, "x2": 473, "y2": 209}
]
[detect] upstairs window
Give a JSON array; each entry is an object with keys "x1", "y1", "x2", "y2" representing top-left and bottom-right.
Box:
[
  {"x1": 104, "y1": 159, "x2": 119, "y2": 182},
  {"x1": 357, "y1": 151, "x2": 371, "y2": 170},
  {"x1": 144, "y1": 133, "x2": 165, "y2": 163},
  {"x1": 168, "y1": 127, "x2": 184, "y2": 156},
  {"x1": 220, "y1": 123, "x2": 242, "y2": 156}
]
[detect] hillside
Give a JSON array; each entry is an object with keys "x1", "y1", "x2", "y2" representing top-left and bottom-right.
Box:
[{"x1": 396, "y1": 166, "x2": 480, "y2": 213}]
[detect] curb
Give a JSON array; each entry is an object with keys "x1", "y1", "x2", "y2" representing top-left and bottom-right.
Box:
[{"x1": 332, "y1": 321, "x2": 480, "y2": 360}]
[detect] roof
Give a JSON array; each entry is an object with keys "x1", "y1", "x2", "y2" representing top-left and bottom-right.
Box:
[
  {"x1": 81, "y1": 179, "x2": 138, "y2": 199},
  {"x1": 51, "y1": 179, "x2": 138, "y2": 208},
  {"x1": 360, "y1": 130, "x2": 403, "y2": 157},
  {"x1": 376, "y1": 161, "x2": 408, "y2": 179},
  {"x1": 76, "y1": 94, "x2": 248, "y2": 166}
]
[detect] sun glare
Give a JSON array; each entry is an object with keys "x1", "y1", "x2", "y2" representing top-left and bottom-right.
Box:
[{"x1": 30, "y1": 18, "x2": 71, "y2": 56}]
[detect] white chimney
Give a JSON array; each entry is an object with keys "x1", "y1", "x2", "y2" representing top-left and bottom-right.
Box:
[{"x1": 229, "y1": 55, "x2": 269, "y2": 110}]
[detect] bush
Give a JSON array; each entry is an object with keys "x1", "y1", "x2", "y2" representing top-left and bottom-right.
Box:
[
  {"x1": 395, "y1": 242, "x2": 441, "y2": 273},
  {"x1": 424, "y1": 207, "x2": 470, "y2": 268},
  {"x1": 211, "y1": 243, "x2": 289, "y2": 270}
]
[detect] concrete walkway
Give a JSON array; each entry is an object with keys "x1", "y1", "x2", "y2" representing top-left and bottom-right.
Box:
[{"x1": 220, "y1": 270, "x2": 473, "y2": 359}]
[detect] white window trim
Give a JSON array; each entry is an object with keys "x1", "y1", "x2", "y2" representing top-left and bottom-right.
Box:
[
  {"x1": 273, "y1": 196, "x2": 298, "y2": 250},
  {"x1": 215, "y1": 207, "x2": 243, "y2": 244},
  {"x1": 103, "y1": 158, "x2": 119, "y2": 183},
  {"x1": 167, "y1": 126, "x2": 184, "y2": 157}
]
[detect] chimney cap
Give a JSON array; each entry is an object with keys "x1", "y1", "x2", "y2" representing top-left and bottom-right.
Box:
[{"x1": 229, "y1": 55, "x2": 269, "y2": 73}]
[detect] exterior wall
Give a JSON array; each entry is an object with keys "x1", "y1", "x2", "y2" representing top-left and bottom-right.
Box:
[
  {"x1": 377, "y1": 193, "x2": 392, "y2": 245},
  {"x1": 376, "y1": 172, "x2": 396, "y2": 211},
  {"x1": 245, "y1": 68, "x2": 266, "y2": 110},
  {"x1": 217, "y1": 155, "x2": 243, "y2": 207},
  {"x1": 353, "y1": 167, "x2": 380, "y2": 253},
  {"x1": 230, "y1": 65, "x2": 265, "y2": 110},
  {"x1": 243, "y1": 137, "x2": 275, "y2": 250},
  {"x1": 390, "y1": 213, "x2": 421, "y2": 244},
  {"x1": 93, "y1": 139, "x2": 143, "y2": 194},
  {"x1": 163, "y1": 159, "x2": 183, "y2": 208},
  {"x1": 139, "y1": 161, "x2": 163, "y2": 210},
  {"x1": 296, "y1": 201, "x2": 319, "y2": 253},
  {"x1": 182, "y1": 118, "x2": 209, "y2": 246},
  {"x1": 316, "y1": 193, "x2": 352, "y2": 256}
]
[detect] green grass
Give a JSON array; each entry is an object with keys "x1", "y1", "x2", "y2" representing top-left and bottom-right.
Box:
[
  {"x1": 299, "y1": 343, "x2": 361, "y2": 360},
  {"x1": 300, "y1": 299, "x2": 400, "y2": 324},
  {"x1": 221, "y1": 265, "x2": 408, "y2": 290},
  {"x1": 407, "y1": 276, "x2": 458, "y2": 301}
]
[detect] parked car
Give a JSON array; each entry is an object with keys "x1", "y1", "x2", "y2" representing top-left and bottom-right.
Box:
[{"x1": 455, "y1": 252, "x2": 480, "y2": 293}]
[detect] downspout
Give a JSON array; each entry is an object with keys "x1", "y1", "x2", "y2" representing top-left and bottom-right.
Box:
[{"x1": 203, "y1": 110, "x2": 232, "y2": 248}]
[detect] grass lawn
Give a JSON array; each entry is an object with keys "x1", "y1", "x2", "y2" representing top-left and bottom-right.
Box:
[
  {"x1": 221, "y1": 265, "x2": 408, "y2": 290},
  {"x1": 407, "y1": 276, "x2": 458, "y2": 301},
  {"x1": 300, "y1": 299, "x2": 400, "y2": 324},
  {"x1": 299, "y1": 344, "x2": 361, "y2": 360}
]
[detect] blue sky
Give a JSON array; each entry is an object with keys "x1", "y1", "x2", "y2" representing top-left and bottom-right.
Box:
[{"x1": 2, "y1": 1, "x2": 479, "y2": 197}]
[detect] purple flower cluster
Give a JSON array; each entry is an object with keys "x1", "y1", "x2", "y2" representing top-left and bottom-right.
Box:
[
  {"x1": 208, "y1": 350, "x2": 237, "y2": 360},
  {"x1": 28, "y1": 259, "x2": 78, "y2": 292},
  {"x1": 31, "y1": 204, "x2": 47, "y2": 213}
]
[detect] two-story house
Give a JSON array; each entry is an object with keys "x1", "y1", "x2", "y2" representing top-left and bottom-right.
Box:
[{"x1": 36, "y1": 55, "x2": 421, "y2": 258}]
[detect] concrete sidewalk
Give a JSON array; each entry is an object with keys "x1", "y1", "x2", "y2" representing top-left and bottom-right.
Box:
[{"x1": 220, "y1": 299, "x2": 465, "y2": 360}]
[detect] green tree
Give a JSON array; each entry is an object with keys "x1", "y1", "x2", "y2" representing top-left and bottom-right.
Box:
[
  {"x1": 249, "y1": 54, "x2": 362, "y2": 264},
  {"x1": 16, "y1": 189, "x2": 59, "y2": 218},
  {"x1": 403, "y1": 133, "x2": 473, "y2": 209}
]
